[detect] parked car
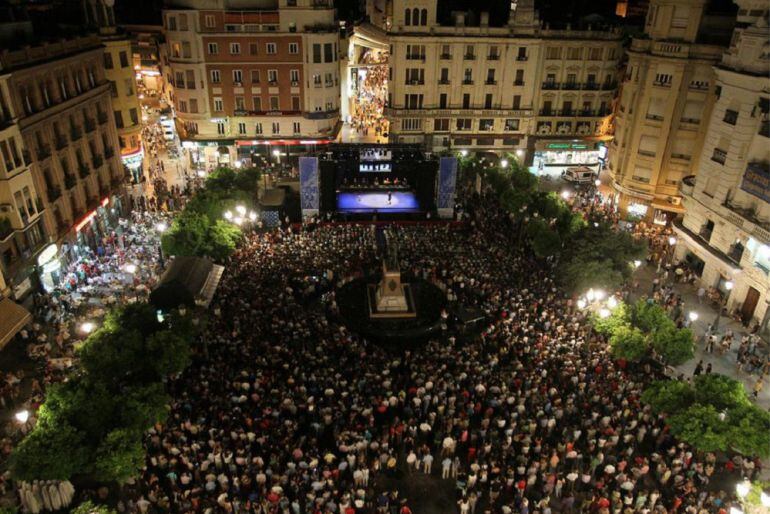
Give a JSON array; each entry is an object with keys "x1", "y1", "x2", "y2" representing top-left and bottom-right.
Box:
[{"x1": 561, "y1": 166, "x2": 597, "y2": 184}]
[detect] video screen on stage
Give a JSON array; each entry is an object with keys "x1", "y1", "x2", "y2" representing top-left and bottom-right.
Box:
[{"x1": 359, "y1": 163, "x2": 391, "y2": 172}]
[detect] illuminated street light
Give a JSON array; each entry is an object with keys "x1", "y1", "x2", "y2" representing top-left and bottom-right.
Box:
[
  {"x1": 577, "y1": 299, "x2": 587, "y2": 309},
  {"x1": 725, "y1": 280, "x2": 734, "y2": 291},
  {"x1": 224, "y1": 210, "x2": 233, "y2": 220},
  {"x1": 236, "y1": 205, "x2": 247, "y2": 216},
  {"x1": 599, "y1": 308, "x2": 611, "y2": 319},
  {"x1": 501, "y1": 159, "x2": 509, "y2": 168},
  {"x1": 586, "y1": 289, "x2": 595, "y2": 302},
  {"x1": 234, "y1": 160, "x2": 242, "y2": 169},
  {"x1": 516, "y1": 149, "x2": 524, "y2": 158},
  {"x1": 607, "y1": 296, "x2": 618, "y2": 309},
  {"x1": 460, "y1": 149, "x2": 468, "y2": 157},
  {"x1": 688, "y1": 311, "x2": 699, "y2": 322},
  {"x1": 273, "y1": 149, "x2": 281, "y2": 157},
  {"x1": 14, "y1": 410, "x2": 29, "y2": 424},
  {"x1": 668, "y1": 236, "x2": 677, "y2": 246},
  {"x1": 561, "y1": 190, "x2": 571, "y2": 200},
  {"x1": 633, "y1": 260, "x2": 642, "y2": 268},
  {"x1": 736, "y1": 481, "x2": 750, "y2": 498},
  {"x1": 124, "y1": 263, "x2": 137, "y2": 274},
  {"x1": 594, "y1": 179, "x2": 601, "y2": 187},
  {"x1": 79, "y1": 321, "x2": 95, "y2": 334},
  {"x1": 594, "y1": 289, "x2": 606, "y2": 301},
  {"x1": 156, "y1": 222, "x2": 168, "y2": 233},
  {"x1": 249, "y1": 211, "x2": 257, "y2": 221}
]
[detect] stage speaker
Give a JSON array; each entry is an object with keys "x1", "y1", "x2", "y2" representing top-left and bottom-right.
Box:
[{"x1": 319, "y1": 162, "x2": 336, "y2": 213}]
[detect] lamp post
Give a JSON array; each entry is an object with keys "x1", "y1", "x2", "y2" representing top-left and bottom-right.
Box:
[
  {"x1": 667, "y1": 236, "x2": 677, "y2": 269},
  {"x1": 156, "y1": 222, "x2": 168, "y2": 267},
  {"x1": 79, "y1": 321, "x2": 95, "y2": 335},
  {"x1": 688, "y1": 310, "x2": 699, "y2": 328},
  {"x1": 714, "y1": 280, "x2": 734, "y2": 330}
]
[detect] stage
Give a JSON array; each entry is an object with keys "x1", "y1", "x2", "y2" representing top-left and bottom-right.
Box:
[{"x1": 337, "y1": 191, "x2": 420, "y2": 213}]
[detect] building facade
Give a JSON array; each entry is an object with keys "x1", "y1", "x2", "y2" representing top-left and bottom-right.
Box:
[
  {"x1": 161, "y1": 0, "x2": 341, "y2": 168},
  {"x1": 370, "y1": 0, "x2": 621, "y2": 167},
  {"x1": 674, "y1": 2, "x2": 770, "y2": 336},
  {"x1": 608, "y1": 0, "x2": 734, "y2": 222},
  {"x1": 0, "y1": 34, "x2": 126, "y2": 297}
]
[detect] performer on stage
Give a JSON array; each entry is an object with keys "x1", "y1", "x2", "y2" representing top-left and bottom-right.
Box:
[{"x1": 387, "y1": 191, "x2": 392, "y2": 205}]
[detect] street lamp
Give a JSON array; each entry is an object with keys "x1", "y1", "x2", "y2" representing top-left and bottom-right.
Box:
[
  {"x1": 714, "y1": 280, "x2": 734, "y2": 329},
  {"x1": 460, "y1": 149, "x2": 468, "y2": 157},
  {"x1": 79, "y1": 321, "x2": 95, "y2": 334},
  {"x1": 736, "y1": 481, "x2": 751, "y2": 499},
  {"x1": 688, "y1": 311, "x2": 699, "y2": 323},
  {"x1": 156, "y1": 222, "x2": 167, "y2": 268},
  {"x1": 633, "y1": 260, "x2": 642, "y2": 269},
  {"x1": 594, "y1": 179, "x2": 601, "y2": 187},
  {"x1": 124, "y1": 263, "x2": 137, "y2": 274},
  {"x1": 236, "y1": 205, "x2": 246, "y2": 216},
  {"x1": 224, "y1": 210, "x2": 233, "y2": 221},
  {"x1": 515, "y1": 149, "x2": 524, "y2": 158},
  {"x1": 501, "y1": 159, "x2": 509, "y2": 168},
  {"x1": 561, "y1": 190, "x2": 571, "y2": 200},
  {"x1": 606, "y1": 296, "x2": 618, "y2": 309},
  {"x1": 599, "y1": 308, "x2": 611, "y2": 319},
  {"x1": 14, "y1": 410, "x2": 29, "y2": 424}
]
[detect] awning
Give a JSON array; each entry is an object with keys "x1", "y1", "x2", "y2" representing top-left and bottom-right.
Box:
[
  {"x1": 259, "y1": 188, "x2": 286, "y2": 208},
  {"x1": 0, "y1": 298, "x2": 32, "y2": 349},
  {"x1": 150, "y1": 256, "x2": 224, "y2": 311}
]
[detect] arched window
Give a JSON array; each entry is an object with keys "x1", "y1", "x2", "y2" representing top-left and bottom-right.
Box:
[
  {"x1": 421, "y1": 9, "x2": 428, "y2": 25},
  {"x1": 412, "y1": 8, "x2": 420, "y2": 26},
  {"x1": 404, "y1": 8, "x2": 411, "y2": 25}
]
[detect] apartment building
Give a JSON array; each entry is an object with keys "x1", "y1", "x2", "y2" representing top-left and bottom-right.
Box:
[
  {"x1": 370, "y1": 0, "x2": 622, "y2": 167},
  {"x1": 162, "y1": 0, "x2": 341, "y2": 168},
  {"x1": 673, "y1": 1, "x2": 770, "y2": 336},
  {"x1": 608, "y1": 0, "x2": 734, "y2": 222},
  {"x1": 0, "y1": 33, "x2": 126, "y2": 298}
]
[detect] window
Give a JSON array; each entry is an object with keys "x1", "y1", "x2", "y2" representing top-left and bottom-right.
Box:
[
  {"x1": 514, "y1": 70, "x2": 524, "y2": 86},
  {"x1": 324, "y1": 43, "x2": 333, "y2": 62},
  {"x1": 723, "y1": 109, "x2": 738, "y2": 125},
  {"x1": 405, "y1": 94, "x2": 423, "y2": 109},
  {"x1": 253, "y1": 96, "x2": 262, "y2": 111},
  {"x1": 439, "y1": 68, "x2": 449, "y2": 84},
  {"x1": 517, "y1": 47, "x2": 527, "y2": 60},
  {"x1": 421, "y1": 9, "x2": 427, "y2": 25},
  {"x1": 654, "y1": 73, "x2": 672, "y2": 86},
  {"x1": 114, "y1": 110, "x2": 124, "y2": 128},
  {"x1": 439, "y1": 93, "x2": 447, "y2": 109},
  {"x1": 214, "y1": 98, "x2": 223, "y2": 111},
  {"x1": 271, "y1": 122, "x2": 279, "y2": 134},
  {"x1": 456, "y1": 118, "x2": 472, "y2": 131},
  {"x1": 486, "y1": 69, "x2": 496, "y2": 85},
  {"x1": 479, "y1": 119, "x2": 494, "y2": 131},
  {"x1": 440, "y1": 44, "x2": 450, "y2": 58},
  {"x1": 313, "y1": 74, "x2": 321, "y2": 87},
  {"x1": 462, "y1": 94, "x2": 471, "y2": 109},
  {"x1": 205, "y1": 15, "x2": 215, "y2": 28},
  {"x1": 266, "y1": 43, "x2": 277, "y2": 54},
  {"x1": 124, "y1": 78, "x2": 134, "y2": 96},
  {"x1": 238, "y1": 122, "x2": 247, "y2": 135},
  {"x1": 512, "y1": 95, "x2": 521, "y2": 109},
  {"x1": 293, "y1": 122, "x2": 301, "y2": 134},
  {"x1": 484, "y1": 94, "x2": 493, "y2": 109},
  {"x1": 233, "y1": 70, "x2": 243, "y2": 83},
  {"x1": 269, "y1": 96, "x2": 280, "y2": 110},
  {"x1": 217, "y1": 122, "x2": 225, "y2": 135},
  {"x1": 505, "y1": 119, "x2": 519, "y2": 131},
  {"x1": 235, "y1": 96, "x2": 245, "y2": 110},
  {"x1": 175, "y1": 71, "x2": 185, "y2": 89},
  {"x1": 405, "y1": 8, "x2": 411, "y2": 26},
  {"x1": 211, "y1": 70, "x2": 221, "y2": 83},
  {"x1": 184, "y1": 70, "x2": 195, "y2": 89},
  {"x1": 167, "y1": 16, "x2": 176, "y2": 31},
  {"x1": 255, "y1": 123, "x2": 263, "y2": 134},
  {"x1": 488, "y1": 46, "x2": 499, "y2": 59},
  {"x1": 182, "y1": 42, "x2": 191, "y2": 58},
  {"x1": 189, "y1": 99, "x2": 198, "y2": 113},
  {"x1": 463, "y1": 68, "x2": 473, "y2": 84},
  {"x1": 313, "y1": 44, "x2": 321, "y2": 63},
  {"x1": 208, "y1": 43, "x2": 218, "y2": 54},
  {"x1": 178, "y1": 13, "x2": 188, "y2": 31},
  {"x1": 103, "y1": 52, "x2": 113, "y2": 69},
  {"x1": 268, "y1": 69, "x2": 278, "y2": 83},
  {"x1": 119, "y1": 51, "x2": 129, "y2": 68},
  {"x1": 249, "y1": 43, "x2": 258, "y2": 55},
  {"x1": 567, "y1": 48, "x2": 582, "y2": 60},
  {"x1": 464, "y1": 45, "x2": 475, "y2": 59},
  {"x1": 251, "y1": 70, "x2": 260, "y2": 83},
  {"x1": 434, "y1": 119, "x2": 449, "y2": 131},
  {"x1": 711, "y1": 147, "x2": 727, "y2": 164},
  {"x1": 545, "y1": 47, "x2": 561, "y2": 59},
  {"x1": 292, "y1": 96, "x2": 300, "y2": 110},
  {"x1": 402, "y1": 118, "x2": 422, "y2": 131},
  {"x1": 129, "y1": 108, "x2": 138, "y2": 125},
  {"x1": 230, "y1": 43, "x2": 241, "y2": 55},
  {"x1": 289, "y1": 43, "x2": 299, "y2": 54},
  {"x1": 587, "y1": 48, "x2": 602, "y2": 60},
  {"x1": 178, "y1": 100, "x2": 188, "y2": 113},
  {"x1": 290, "y1": 69, "x2": 300, "y2": 84}
]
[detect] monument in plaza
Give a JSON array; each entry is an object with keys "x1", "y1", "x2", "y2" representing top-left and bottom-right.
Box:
[{"x1": 368, "y1": 232, "x2": 415, "y2": 318}]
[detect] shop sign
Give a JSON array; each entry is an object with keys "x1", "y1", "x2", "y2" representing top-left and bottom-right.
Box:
[
  {"x1": 75, "y1": 198, "x2": 109, "y2": 232},
  {"x1": 741, "y1": 162, "x2": 770, "y2": 203},
  {"x1": 546, "y1": 142, "x2": 592, "y2": 150},
  {"x1": 235, "y1": 139, "x2": 333, "y2": 147}
]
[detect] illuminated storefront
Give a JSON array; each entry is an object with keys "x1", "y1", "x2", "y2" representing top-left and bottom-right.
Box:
[
  {"x1": 37, "y1": 244, "x2": 61, "y2": 292},
  {"x1": 532, "y1": 140, "x2": 604, "y2": 174},
  {"x1": 122, "y1": 146, "x2": 145, "y2": 182}
]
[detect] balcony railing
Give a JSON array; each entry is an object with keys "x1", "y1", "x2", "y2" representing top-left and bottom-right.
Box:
[
  {"x1": 514, "y1": 80, "x2": 524, "y2": 86},
  {"x1": 516, "y1": 55, "x2": 528, "y2": 61},
  {"x1": 602, "y1": 81, "x2": 618, "y2": 90},
  {"x1": 462, "y1": 79, "x2": 474, "y2": 85},
  {"x1": 55, "y1": 135, "x2": 67, "y2": 150},
  {"x1": 487, "y1": 54, "x2": 500, "y2": 60},
  {"x1": 542, "y1": 82, "x2": 559, "y2": 90},
  {"x1": 438, "y1": 79, "x2": 450, "y2": 85},
  {"x1": 562, "y1": 82, "x2": 580, "y2": 90},
  {"x1": 36, "y1": 145, "x2": 51, "y2": 160},
  {"x1": 78, "y1": 163, "x2": 90, "y2": 178},
  {"x1": 92, "y1": 154, "x2": 104, "y2": 169},
  {"x1": 711, "y1": 148, "x2": 727, "y2": 165},
  {"x1": 485, "y1": 79, "x2": 497, "y2": 85},
  {"x1": 463, "y1": 54, "x2": 475, "y2": 60},
  {"x1": 64, "y1": 174, "x2": 77, "y2": 189},
  {"x1": 70, "y1": 127, "x2": 82, "y2": 141},
  {"x1": 97, "y1": 111, "x2": 108, "y2": 124},
  {"x1": 84, "y1": 118, "x2": 96, "y2": 132},
  {"x1": 104, "y1": 146, "x2": 115, "y2": 159},
  {"x1": 47, "y1": 186, "x2": 62, "y2": 201},
  {"x1": 440, "y1": 53, "x2": 451, "y2": 59},
  {"x1": 699, "y1": 228, "x2": 713, "y2": 242}
]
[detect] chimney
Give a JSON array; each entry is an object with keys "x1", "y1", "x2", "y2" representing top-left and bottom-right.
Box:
[{"x1": 480, "y1": 11, "x2": 489, "y2": 27}]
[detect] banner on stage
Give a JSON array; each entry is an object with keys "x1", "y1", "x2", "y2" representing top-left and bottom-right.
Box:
[
  {"x1": 299, "y1": 156, "x2": 319, "y2": 219},
  {"x1": 437, "y1": 157, "x2": 458, "y2": 219}
]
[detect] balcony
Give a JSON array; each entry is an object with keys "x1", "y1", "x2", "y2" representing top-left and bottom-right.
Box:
[
  {"x1": 727, "y1": 245, "x2": 744, "y2": 265},
  {"x1": 78, "y1": 163, "x2": 90, "y2": 179},
  {"x1": 406, "y1": 54, "x2": 425, "y2": 61},
  {"x1": 440, "y1": 53, "x2": 451, "y2": 59},
  {"x1": 84, "y1": 118, "x2": 96, "y2": 133},
  {"x1": 485, "y1": 80, "x2": 497, "y2": 85},
  {"x1": 680, "y1": 175, "x2": 695, "y2": 196},
  {"x1": 759, "y1": 119, "x2": 769, "y2": 138},
  {"x1": 542, "y1": 82, "x2": 560, "y2": 90},
  {"x1": 47, "y1": 186, "x2": 62, "y2": 202},
  {"x1": 711, "y1": 148, "x2": 727, "y2": 165},
  {"x1": 70, "y1": 127, "x2": 82, "y2": 141},
  {"x1": 462, "y1": 79, "x2": 474, "y2": 85},
  {"x1": 487, "y1": 54, "x2": 500, "y2": 60},
  {"x1": 723, "y1": 109, "x2": 738, "y2": 125},
  {"x1": 438, "y1": 79, "x2": 450, "y2": 85},
  {"x1": 463, "y1": 54, "x2": 475, "y2": 60},
  {"x1": 562, "y1": 82, "x2": 580, "y2": 90},
  {"x1": 64, "y1": 174, "x2": 77, "y2": 189},
  {"x1": 698, "y1": 227, "x2": 713, "y2": 242},
  {"x1": 97, "y1": 111, "x2": 108, "y2": 124},
  {"x1": 55, "y1": 135, "x2": 68, "y2": 150},
  {"x1": 514, "y1": 80, "x2": 524, "y2": 86},
  {"x1": 539, "y1": 109, "x2": 555, "y2": 116},
  {"x1": 516, "y1": 55, "x2": 528, "y2": 61},
  {"x1": 583, "y1": 82, "x2": 600, "y2": 90},
  {"x1": 104, "y1": 146, "x2": 115, "y2": 159},
  {"x1": 405, "y1": 80, "x2": 424, "y2": 86},
  {"x1": 92, "y1": 154, "x2": 104, "y2": 169},
  {"x1": 602, "y1": 81, "x2": 618, "y2": 90},
  {"x1": 36, "y1": 145, "x2": 51, "y2": 160}
]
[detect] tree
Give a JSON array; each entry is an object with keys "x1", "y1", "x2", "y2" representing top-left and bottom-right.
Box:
[
  {"x1": 592, "y1": 302, "x2": 630, "y2": 336},
  {"x1": 641, "y1": 379, "x2": 695, "y2": 415},
  {"x1": 161, "y1": 211, "x2": 211, "y2": 258},
  {"x1": 609, "y1": 326, "x2": 648, "y2": 361},
  {"x1": 631, "y1": 299, "x2": 675, "y2": 334},
  {"x1": 727, "y1": 404, "x2": 770, "y2": 457},
  {"x1": 205, "y1": 220, "x2": 242, "y2": 261},
  {"x1": 694, "y1": 374, "x2": 750, "y2": 411},
  {"x1": 527, "y1": 218, "x2": 562, "y2": 258},
  {"x1": 146, "y1": 330, "x2": 191, "y2": 377},
  {"x1": 560, "y1": 258, "x2": 625, "y2": 295},
  {"x1": 668, "y1": 404, "x2": 731, "y2": 453},
  {"x1": 652, "y1": 326, "x2": 694, "y2": 366},
  {"x1": 93, "y1": 429, "x2": 146, "y2": 483},
  {"x1": 71, "y1": 501, "x2": 116, "y2": 514},
  {"x1": 11, "y1": 422, "x2": 89, "y2": 481}
]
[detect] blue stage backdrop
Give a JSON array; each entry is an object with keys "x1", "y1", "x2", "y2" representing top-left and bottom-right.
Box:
[
  {"x1": 437, "y1": 156, "x2": 458, "y2": 219},
  {"x1": 299, "y1": 157, "x2": 319, "y2": 218}
]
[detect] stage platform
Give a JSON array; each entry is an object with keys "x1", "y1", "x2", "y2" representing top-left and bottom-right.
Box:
[{"x1": 337, "y1": 191, "x2": 420, "y2": 213}]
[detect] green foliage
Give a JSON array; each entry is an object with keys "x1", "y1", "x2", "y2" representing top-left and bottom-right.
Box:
[
  {"x1": 71, "y1": 501, "x2": 117, "y2": 514},
  {"x1": 693, "y1": 374, "x2": 750, "y2": 411},
  {"x1": 592, "y1": 302, "x2": 631, "y2": 336},
  {"x1": 562, "y1": 258, "x2": 625, "y2": 297},
  {"x1": 205, "y1": 220, "x2": 242, "y2": 261},
  {"x1": 93, "y1": 429, "x2": 146, "y2": 483},
  {"x1": 630, "y1": 299, "x2": 675, "y2": 334},
  {"x1": 12, "y1": 302, "x2": 193, "y2": 483},
  {"x1": 609, "y1": 326, "x2": 648, "y2": 361},
  {"x1": 641, "y1": 380, "x2": 695, "y2": 415},
  {"x1": 527, "y1": 218, "x2": 562, "y2": 258},
  {"x1": 642, "y1": 374, "x2": 770, "y2": 457},
  {"x1": 652, "y1": 326, "x2": 695, "y2": 365}
]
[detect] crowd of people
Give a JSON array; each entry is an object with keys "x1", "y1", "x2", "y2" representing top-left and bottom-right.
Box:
[
  {"x1": 349, "y1": 50, "x2": 389, "y2": 142},
  {"x1": 108, "y1": 191, "x2": 761, "y2": 514}
]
